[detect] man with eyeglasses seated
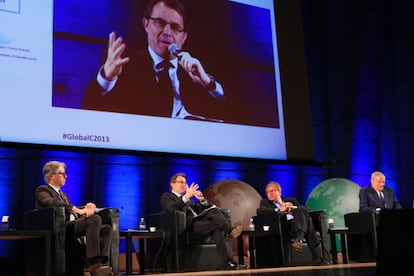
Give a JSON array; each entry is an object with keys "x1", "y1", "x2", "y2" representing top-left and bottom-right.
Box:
[
  {"x1": 35, "y1": 161, "x2": 114, "y2": 276},
  {"x1": 257, "y1": 181, "x2": 325, "y2": 265},
  {"x1": 160, "y1": 172, "x2": 246, "y2": 270},
  {"x1": 83, "y1": 0, "x2": 226, "y2": 122}
]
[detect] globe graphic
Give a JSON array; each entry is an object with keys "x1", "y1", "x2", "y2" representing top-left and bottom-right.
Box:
[
  {"x1": 204, "y1": 179, "x2": 262, "y2": 254},
  {"x1": 306, "y1": 178, "x2": 361, "y2": 227},
  {"x1": 204, "y1": 179, "x2": 262, "y2": 228}
]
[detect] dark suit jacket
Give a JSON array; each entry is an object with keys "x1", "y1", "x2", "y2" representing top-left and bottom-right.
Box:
[
  {"x1": 160, "y1": 192, "x2": 214, "y2": 228},
  {"x1": 257, "y1": 197, "x2": 322, "y2": 249},
  {"x1": 257, "y1": 197, "x2": 310, "y2": 216},
  {"x1": 82, "y1": 48, "x2": 226, "y2": 120},
  {"x1": 35, "y1": 184, "x2": 113, "y2": 263},
  {"x1": 359, "y1": 186, "x2": 402, "y2": 212},
  {"x1": 35, "y1": 184, "x2": 76, "y2": 222}
]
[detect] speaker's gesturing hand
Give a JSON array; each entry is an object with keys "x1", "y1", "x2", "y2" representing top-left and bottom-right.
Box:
[
  {"x1": 185, "y1": 182, "x2": 199, "y2": 199},
  {"x1": 103, "y1": 31, "x2": 130, "y2": 80}
]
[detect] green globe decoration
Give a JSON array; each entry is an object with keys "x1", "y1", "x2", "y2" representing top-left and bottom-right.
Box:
[{"x1": 306, "y1": 178, "x2": 360, "y2": 228}]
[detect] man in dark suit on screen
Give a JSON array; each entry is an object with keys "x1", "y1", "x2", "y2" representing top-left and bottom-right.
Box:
[
  {"x1": 83, "y1": 0, "x2": 225, "y2": 121},
  {"x1": 359, "y1": 170, "x2": 402, "y2": 212}
]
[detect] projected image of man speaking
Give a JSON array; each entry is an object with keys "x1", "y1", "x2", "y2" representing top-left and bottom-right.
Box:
[{"x1": 83, "y1": 0, "x2": 226, "y2": 122}]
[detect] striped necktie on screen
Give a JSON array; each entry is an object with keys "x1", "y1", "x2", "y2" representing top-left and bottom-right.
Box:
[{"x1": 156, "y1": 60, "x2": 173, "y2": 116}]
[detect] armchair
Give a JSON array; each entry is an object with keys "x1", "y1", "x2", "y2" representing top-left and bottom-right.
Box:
[
  {"x1": 23, "y1": 206, "x2": 120, "y2": 275},
  {"x1": 253, "y1": 209, "x2": 330, "y2": 267},
  {"x1": 344, "y1": 211, "x2": 378, "y2": 262},
  {"x1": 148, "y1": 208, "x2": 231, "y2": 272},
  {"x1": 309, "y1": 210, "x2": 330, "y2": 264}
]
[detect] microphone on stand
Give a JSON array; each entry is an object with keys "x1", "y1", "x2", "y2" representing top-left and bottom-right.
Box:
[{"x1": 168, "y1": 43, "x2": 198, "y2": 75}]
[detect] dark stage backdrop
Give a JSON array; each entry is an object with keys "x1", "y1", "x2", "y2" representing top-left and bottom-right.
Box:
[
  {"x1": 1, "y1": 0, "x2": 414, "y2": 258},
  {"x1": 301, "y1": 0, "x2": 414, "y2": 204}
]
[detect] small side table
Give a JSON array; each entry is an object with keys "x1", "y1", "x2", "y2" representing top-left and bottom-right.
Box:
[
  {"x1": 120, "y1": 229, "x2": 164, "y2": 275},
  {"x1": 0, "y1": 230, "x2": 51, "y2": 276},
  {"x1": 237, "y1": 229, "x2": 273, "y2": 268},
  {"x1": 328, "y1": 227, "x2": 349, "y2": 264}
]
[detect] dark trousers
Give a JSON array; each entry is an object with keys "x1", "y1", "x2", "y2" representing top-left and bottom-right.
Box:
[
  {"x1": 191, "y1": 208, "x2": 234, "y2": 263},
  {"x1": 290, "y1": 207, "x2": 321, "y2": 259},
  {"x1": 71, "y1": 214, "x2": 113, "y2": 264}
]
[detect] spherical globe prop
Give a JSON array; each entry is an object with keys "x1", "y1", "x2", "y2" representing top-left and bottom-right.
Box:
[
  {"x1": 204, "y1": 179, "x2": 262, "y2": 256},
  {"x1": 306, "y1": 178, "x2": 360, "y2": 228},
  {"x1": 204, "y1": 179, "x2": 262, "y2": 228}
]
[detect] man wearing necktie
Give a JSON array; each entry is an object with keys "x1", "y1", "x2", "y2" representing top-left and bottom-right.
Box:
[
  {"x1": 83, "y1": 0, "x2": 226, "y2": 121},
  {"x1": 160, "y1": 172, "x2": 246, "y2": 270},
  {"x1": 359, "y1": 171, "x2": 402, "y2": 212},
  {"x1": 257, "y1": 181, "x2": 323, "y2": 264},
  {"x1": 35, "y1": 161, "x2": 114, "y2": 275}
]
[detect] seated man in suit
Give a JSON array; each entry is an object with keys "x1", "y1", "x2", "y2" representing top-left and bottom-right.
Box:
[
  {"x1": 160, "y1": 172, "x2": 246, "y2": 270},
  {"x1": 257, "y1": 181, "x2": 324, "y2": 264},
  {"x1": 359, "y1": 170, "x2": 402, "y2": 212},
  {"x1": 35, "y1": 161, "x2": 114, "y2": 276}
]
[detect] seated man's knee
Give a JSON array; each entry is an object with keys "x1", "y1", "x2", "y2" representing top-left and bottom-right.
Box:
[{"x1": 86, "y1": 214, "x2": 102, "y2": 226}]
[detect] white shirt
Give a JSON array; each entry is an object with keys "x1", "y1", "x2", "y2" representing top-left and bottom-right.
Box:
[
  {"x1": 96, "y1": 46, "x2": 224, "y2": 119},
  {"x1": 48, "y1": 184, "x2": 76, "y2": 221}
]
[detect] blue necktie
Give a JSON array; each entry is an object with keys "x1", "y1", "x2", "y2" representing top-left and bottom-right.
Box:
[{"x1": 379, "y1": 192, "x2": 386, "y2": 207}]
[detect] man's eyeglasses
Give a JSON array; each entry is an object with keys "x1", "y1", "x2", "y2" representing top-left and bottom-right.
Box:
[
  {"x1": 149, "y1": 17, "x2": 185, "y2": 34},
  {"x1": 54, "y1": 172, "x2": 67, "y2": 178},
  {"x1": 174, "y1": 180, "x2": 187, "y2": 184}
]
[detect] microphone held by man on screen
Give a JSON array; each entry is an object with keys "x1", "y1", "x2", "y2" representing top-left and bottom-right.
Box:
[
  {"x1": 168, "y1": 43, "x2": 181, "y2": 57},
  {"x1": 168, "y1": 43, "x2": 198, "y2": 75}
]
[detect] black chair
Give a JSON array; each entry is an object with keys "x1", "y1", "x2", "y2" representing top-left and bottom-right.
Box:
[
  {"x1": 253, "y1": 209, "x2": 330, "y2": 267},
  {"x1": 376, "y1": 209, "x2": 414, "y2": 275},
  {"x1": 148, "y1": 209, "x2": 231, "y2": 272},
  {"x1": 344, "y1": 211, "x2": 378, "y2": 262},
  {"x1": 23, "y1": 206, "x2": 120, "y2": 275},
  {"x1": 309, "y1": 210, "x2": 330, "y2": 264}
]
